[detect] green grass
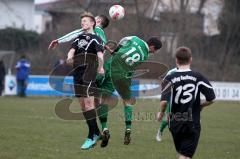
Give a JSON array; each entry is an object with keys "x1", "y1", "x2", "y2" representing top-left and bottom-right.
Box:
[{"x1": 0, "y1": 97, "x2": 240, "y2": 159}]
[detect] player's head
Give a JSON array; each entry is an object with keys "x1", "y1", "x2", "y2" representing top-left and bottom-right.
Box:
[
  {"x1": 80, "y1": 12, "x2": 96, "y2": 30},
  {"x1": 95, "y1": 15, "x2": 110, "y2": 29},
  {"x1": 175, "y1": 46, "x2": 192, "y2": 66},
  {"x1": 147, "y1": 37, "x2": 162, "y2": 53}
]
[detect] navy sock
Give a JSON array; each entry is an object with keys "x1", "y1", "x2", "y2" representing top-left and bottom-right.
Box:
[{"x1": 83, "y1": 109, "x2": 99, "y2": 139}]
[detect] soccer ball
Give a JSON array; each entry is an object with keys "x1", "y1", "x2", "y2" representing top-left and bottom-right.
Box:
[{"x1": 109, "y1": 5, "x2": 125, "y2": 20}]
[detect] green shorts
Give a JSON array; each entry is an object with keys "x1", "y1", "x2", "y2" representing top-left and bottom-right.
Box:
[
  {"x1": 96, "y1": 74, "x2": 115, "y2": 97},
  {"x1": 96, "y1": 60, "x2": 115, "y2": 97},
  {"x1": 112, "y1": 77, "x2": 132, "y2": 100},
  {"x1": 110, "y1": 56, "x2": 134, "y2": 100}
]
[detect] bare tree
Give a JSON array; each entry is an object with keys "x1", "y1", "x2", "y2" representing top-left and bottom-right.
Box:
[
  {"x1": 197, "y1": 0, "x2": 207, "y2": 14},
  {"x1": 218, "y1": 0, "x2": 240, "y2": 80}
]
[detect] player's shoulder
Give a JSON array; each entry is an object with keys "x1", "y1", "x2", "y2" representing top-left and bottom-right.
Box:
[
  {"x1": 94, "y1": 34, "x2": 103, "y2": 44},
  {"x1": 94, "y1": 27, "x2": 104, "y2": 33},
  {"x1": 189, "y1": 70, "x2": 205, "y2": 78},
  {"x1": 164, "y1": 72, "x2": 175, "y2": 81},
  {"x1": 186, "y1": 70, "x2": 211, "y2": 83},
  {"x1": 166, "y1": 68, "x2": 178, "y2": 75},
  {"x1": 162, "y1": 68, "x2": 176, "y2": 80},
  {"x1": 165, "y1": 69, "x2": 190, "y2": 79},
  {"x1": 132, "y1": 36, "x2": 145, "y2": 43},
  {"x1": 132, "y1": 36, "x2": 149, "y2": 52}
]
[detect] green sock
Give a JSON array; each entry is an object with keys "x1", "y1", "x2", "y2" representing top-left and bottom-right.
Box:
[
  {"x1": 160, "y1": 119, "x2": 168, "y2": 133},
  {"x1": 124, "y1": 105, "x2": 133, "y2": 130},
  {"x1": 98, "y1": 104, "x2": 108, "y2": 130}
]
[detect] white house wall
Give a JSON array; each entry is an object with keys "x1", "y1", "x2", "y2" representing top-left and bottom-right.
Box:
[{"x1": 0, "y1": 0, "x2": 35, "y2": 31}]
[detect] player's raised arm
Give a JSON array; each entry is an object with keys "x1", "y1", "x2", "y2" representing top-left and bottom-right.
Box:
[
  {"x1": 48, "y1": 29, "x2": 83, "y2": 50},
  {"x1": 104, "y1": 37, "x2": 132, "y2": 53},
  {"x1": 104, "y1": 40, "x2": 122, "y2": 55},
  {"x1": 105, "y1": 36, "x2": 132, "y2": 54},
  {"x1": 104, "y1": 44, "x2": 114, "y2": 54}
]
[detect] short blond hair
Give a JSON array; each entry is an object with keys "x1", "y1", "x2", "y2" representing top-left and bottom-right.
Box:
[{"x1": 80, "y1": 12, "x2": 96, "y2": 28}]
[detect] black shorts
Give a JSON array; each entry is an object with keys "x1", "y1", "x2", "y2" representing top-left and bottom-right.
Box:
[
  {"x1": 73, "y1": 70, "x2": 99, "y2": 98},
  {"x1": 170, "y1": 126, "x2": 201, "y2": 158}
]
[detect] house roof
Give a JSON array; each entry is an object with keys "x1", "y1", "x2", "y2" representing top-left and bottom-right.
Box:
[{"x1": 36, "y1": 0, "x2": 86, "y2": 13}]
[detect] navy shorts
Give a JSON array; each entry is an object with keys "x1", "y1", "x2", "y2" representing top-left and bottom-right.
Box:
[
  {"x1": 170, "y1": 126, "x2": 201, "y2": 158},
  {"x1": 73, "y1": 69, "x2": 98, "y2": 98}
]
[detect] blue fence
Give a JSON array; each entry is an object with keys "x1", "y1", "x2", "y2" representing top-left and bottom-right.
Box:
[
  {"x1": 26, "y1": 75, "x2": 74, "y2": 96},
  {"x1": 25, "y1": 75, "x2": 160, "y2": 97}
]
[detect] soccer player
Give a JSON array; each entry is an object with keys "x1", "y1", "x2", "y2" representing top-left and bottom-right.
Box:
[
  {"x1": 107, "y1": 36, "x2": 162, "y2": 145},
  {"x1": 156, "y1": 67, "x2": 177, "y2": 142},
  {"x1": 157, "y1": 46, "x2": 215, "y2": 159},
  {"x1": 66, "y1": 12, "x2": 104, "y2": 150},
  {"x1": 95, "y1": 58, "x2": 115, "y2": 147},
  {"x1": 48, "y1": 14, "x2": 113, "y2": 148}
]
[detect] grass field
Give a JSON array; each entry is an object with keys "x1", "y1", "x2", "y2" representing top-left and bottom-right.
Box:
[{"x1": 0, "y1": 97, "x2": 240, "y2": 159}]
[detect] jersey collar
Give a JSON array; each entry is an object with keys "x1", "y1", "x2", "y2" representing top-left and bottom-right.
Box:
[{"x1": 176, "y1": 68, "x2": 191, "y2": 72}]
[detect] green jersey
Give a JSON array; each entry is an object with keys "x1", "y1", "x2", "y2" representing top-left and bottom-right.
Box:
[
  {"x1": 57, "y1": 27, "x2": 107, "y2": 45},
  {"x1": 111, "y1": 36, "x2": 149, "y2": 75},
  {"x1": 166, "y1": 68, "x2": 177, "y2": 76},
  {"x1": 94, "y1": 27, "x2": 107, "y2": 44}
]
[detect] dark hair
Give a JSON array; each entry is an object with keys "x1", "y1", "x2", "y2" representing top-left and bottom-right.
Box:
[
  {"x1": 81, "y1": 12, "x2": 96, "y2": 28},
  {"x1": 147, "y1": 37, "x2": 162, "y2": 50},
  {"x1": 175, "y1": 46, "x2": 192, "y2": 65},
  {"x1": 98, "y1": 15, "x2": 110, "y2": 29}
]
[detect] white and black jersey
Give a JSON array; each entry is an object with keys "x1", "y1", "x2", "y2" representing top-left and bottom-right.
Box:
[
  {"x1": 161, "y1": 69, "x2": 215, "y2": 127},
  {"x1": 162, "y1": 68, "x2": 215, "y2": 158},
  {"x1": 71, "y1": 33, "x2": 103, "y2": 73},
  {"x1": 72, "y1": 33, "x2": 103, "y2": 56},
  {"x1": 71, "y1": 33, "x2": 103, "y2": 97}
]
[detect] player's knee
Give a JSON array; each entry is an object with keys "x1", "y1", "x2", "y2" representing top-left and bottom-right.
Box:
[
  {"x1": 78, "y1": 97, "x2": 85, "y2": 108},
  {"x1": 85, "y1": 105, "x2": 95, "y2": 111},
  {"x1": 83, "y1": 97, "x2": 95, "y2": 111},
  {"x1": 123, "y1": 98, "x2": 135, "y2": 106},
  {"x1": 123, "y1": 97, "x2": 136, "y2": 105}
]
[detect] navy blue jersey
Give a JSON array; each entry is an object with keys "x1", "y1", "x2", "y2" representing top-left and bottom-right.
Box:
[
  {"x1": 71, "y1": 33, "x2": 103, "y2": 55},
  {"x1": 71, "y1": 33, "x2": 103, "y2": 76},
  {"x1": 161, "y1": 69, "x2": 215, "y2": 127}
]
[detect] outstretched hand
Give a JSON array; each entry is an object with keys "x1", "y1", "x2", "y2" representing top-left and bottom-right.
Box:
[{"x1": 48, "y1": 40, "x2": 58, "y2": 50}]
